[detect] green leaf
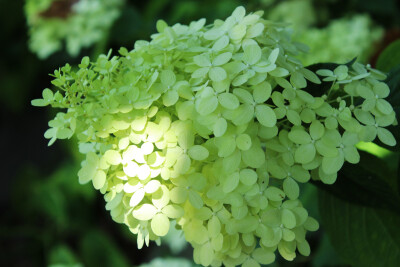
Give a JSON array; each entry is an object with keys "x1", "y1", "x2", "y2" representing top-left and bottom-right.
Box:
[
  {"x1": 376, "y1": 40, "x2": 400, "y2": 72},
  {"x1": 319, "y1": 189, "x2": 400, "y2": 267}
]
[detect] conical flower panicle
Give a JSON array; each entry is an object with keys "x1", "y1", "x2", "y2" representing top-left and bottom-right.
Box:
[{"x1": 33, "y1": 6, "x2": 397, "y2": 267}]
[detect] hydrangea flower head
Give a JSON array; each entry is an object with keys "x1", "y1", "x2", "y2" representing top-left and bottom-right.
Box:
[{"x1": 33, "y1": 6, "x2": 397, "y2": 266}]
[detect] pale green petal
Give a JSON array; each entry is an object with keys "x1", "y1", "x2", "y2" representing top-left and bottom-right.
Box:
[
  {"x1": 160, "y1": 70, "x2": 176, "y2": 86},
  {"x1": 268, "y1": 48, "x2": 280, "y2": 63},
  {"x1": 231, "y1": 104, "x2": 254, "y2": 125},
  {"x1": 196, "y1": 95, "x2": 218, "y2": 115},
  {"x1": 144, "y1": 180, "x2": 161, "y2": 194},
  {"x1": 373, "y1": 82, "x2": 390, "y2": 98},
  {"x1": 194, "y1": 54, "x2": 211, "y2": 67},
  {"x1": 282, "y1": 209, "x2": 296, "y2": 229},
  {"x1": 209, "y1": 67, "x2": 227, "y2": 82},
  {"x1": 315, "y1": 140, "x2": 338, "y2": 157},
  {"x1": 213, "y1": 52, "x2": 232, "y2": 66},
  {"x1": 243, "y1": 258, "x2": 260, "y2": 267},
  {"x1": 298, "y1": 240, "x2": 311, "y2": 256},
  {"x1": 243, "y1": 44, "x2": 261, "y2": 65},
  {"x1": 132, "y1": 204, "x2": 157, "y2": 220},
  {"x1": 286, "y1": 110, "x2": 301, "y2": 126},
  {"x1": 376, "y1": 99, "x2": 393, "y2": 115},
  {"x1": 229, "y1": 24, "x2": 246, "y2": 40},
  {"x1": 266, "y1": 187, "x2": 285, "y2": 202},
  {"x1": 377, "y1": 127, "x2": 397, "y2": 146},
  {"x1": 215, "y1": 135, "x2": 236, "y2": 157},
  {"x1": 290, "y1": 71, "x2": 307, "y2": 88},
  {"x1": 252, "y1": 248, "x2": 275, "y2": 265},
  {"x1": 151, "y1": 213, "x2": 170, "y2": 236},
  {"x1": 213, "y1": 117, "x2": 228, "y2": 137},
  {"x1": 188, "y1": 190, "x2": 203, "y2": 209},
  {"x1": 255, "y1": 104, "x2": 277, "y2": 127},
  {"x1": 253, "y1": 82, "x2": 272, "y2": 104},
  {"x1": 192, "y1": 67, "x2": 210, "y2": 78},
  {"x1": 283, "y1": 178, "x2": 299, "y2": 200},
  {"x1": 170, "y1": 187, "x2": 188, "y2": 204},
  {"x1": 291, "y1": 165, "x2": 310, "y2": 183},
  {"x1": 208, "y1": 215, "x2": 221, "y2": 238},
  {"x1": 295, "y1": 144, "x2": 316, "y2": 164},
  {"x1": 223, "y1": 172, "x2": 240, "y2": 193},
  {"x1": 92, "y1": 170, "x2": 106, "y2": 190},
  {"x1": 231, "y1": 205, "x2": 248, "y2": 220},
  {"x1": 163, "y1": 90, "x2": 179, "y2": 106},
  {"x1": 304, "y1": 216, "x2": 320, "y2": 231},
  {"x1": 199, "y1": 242, "x2": 214, "y2": 266},
  {"x1": 362, "y1": 98, "x2": 376, "y2": 111},
  {"x1": 322, "y1": 153, "x2": 345, "y2": 174},
  {"x1": 188, "y1": 145, "x2": 209, "y2": 161},
  {"x1": 212, "y1": 35, "x2": 229, "y2": 51},
  {"x1": 218, "y1": 93, "x2": 239, "y2": 110},
  {"x1": 357, "y1": 85, "x2": 374, "y2": 99},
  {"x1": 162, "y1": 204, "x2": 184, "y2": 218},
  {"x1": 236, "y1": 134, "x2": 252, "y2": 151},
  {"x1": 288, "y1": 130, "x2": 311, "y2": 144},
  {"x1": 103, "y1": 150, "x2": 122, "y2": 165},
  {"x1": 130, "y1": 188, "x2": 145, "y2": 207},
  {"x1": 310, "y1": 120, "x2": 325, "y2": 140},
  {"x1": 242, "y1": 141, "x2": 265, "y2": 168},
  {"x1": 233, "y1": 88, "x2": 254, "y2": 104},
  {"x1": 343, "y1": 146, "x2": 360, "y2": 164}
]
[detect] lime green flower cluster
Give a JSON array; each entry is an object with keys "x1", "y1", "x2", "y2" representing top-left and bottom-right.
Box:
[
  {"x1": 297, "y1": 15, "x2": 383, "y2": 65},
  {"x1": 25, "y1": 0, "x2": 123, "y2": 59},
  {"x1": 32, "y1": 6, "x2": 397, "y2": 267}
]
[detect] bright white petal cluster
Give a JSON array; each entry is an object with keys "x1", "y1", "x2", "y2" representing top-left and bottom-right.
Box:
[{"x1": 33, "y1": 6, "x2": 397, "y2": 267}]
